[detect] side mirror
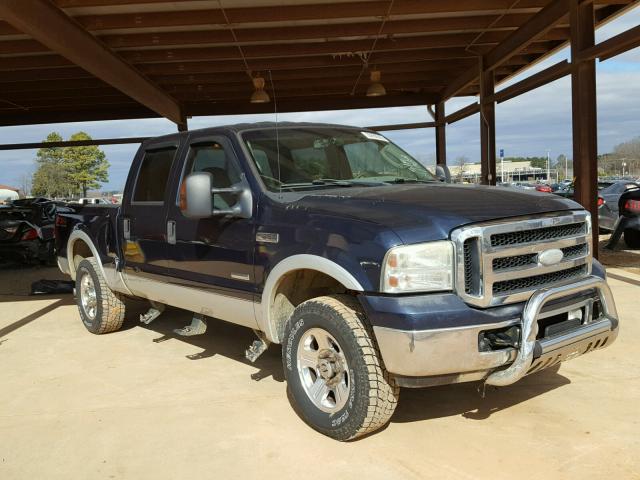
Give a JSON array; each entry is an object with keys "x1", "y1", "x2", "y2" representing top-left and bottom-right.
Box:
[
  {"x1": 180, "y1": 171, "x2": 253, "y2": 219},
  {"x1": 434, "y1": 165, "x2": 451, "y2": 183}
]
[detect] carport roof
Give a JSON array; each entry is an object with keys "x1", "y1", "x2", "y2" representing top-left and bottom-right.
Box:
[{"x1": 0, "y1": 0, "x2": 637, "y2": 127}]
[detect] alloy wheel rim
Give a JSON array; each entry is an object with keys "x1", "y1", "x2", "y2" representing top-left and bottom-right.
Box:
[
  {"x1": 296, "y1": 327, "x2": 350, "y2": 413},
  {"x1": 80, "y1": 272, "x2": 97, "y2": 320}
]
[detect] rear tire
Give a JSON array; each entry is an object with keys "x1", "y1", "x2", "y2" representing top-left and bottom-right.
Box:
[
  {"x1": 282, "y1": 294, "x2": 399, "y2": 441},
  {"x1": 75, "y1": 257, "x2": 125, "y2": 334},
  {"x1": 624, "y1": 228, "x2": 640, "y2": 249}
]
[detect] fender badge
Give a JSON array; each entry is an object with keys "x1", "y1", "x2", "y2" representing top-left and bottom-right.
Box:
[{"x1": 256, "y1": 232, "x2": 279, "y2": 244}]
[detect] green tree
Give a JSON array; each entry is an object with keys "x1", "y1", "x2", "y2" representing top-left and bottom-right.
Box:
[
  {"x1": 31, "y1": 132, "x2": 110, "y2": 198},
  {"x1": 31, "y1": 132, "x2": 75, "y2": 198},
  {"x1": 62, "y1": 132, "x2": 109, "y2": 197}
]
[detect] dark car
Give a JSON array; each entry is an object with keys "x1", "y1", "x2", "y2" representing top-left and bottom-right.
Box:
[
  {"x1": 54, "y1": 122, "x2": 618, "y2": 440},
  {"x1": 605, "y1": 185, "x2": 640, "y2": 249},
  {"x1": 598, "y1": 181, "x2": 640, "y2": 231},
  {"x1": 0, "y1": 197, "x2": 70, "y2": 264}
]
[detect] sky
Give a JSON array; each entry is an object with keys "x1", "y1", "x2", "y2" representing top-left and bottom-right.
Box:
[{"x1": 0, "y1": 5, "x2": 638, "y2": 192}]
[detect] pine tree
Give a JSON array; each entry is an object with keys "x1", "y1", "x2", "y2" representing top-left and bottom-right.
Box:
[
  {"x1": 32, "y1": 132, "x2": 74, "y2": 198},
  {"x1": 31, "y1": 132, "x2": 110, "y2": 198},
  {"x1": 63, "y1": 132, "x2": 109, "y2": 197}
]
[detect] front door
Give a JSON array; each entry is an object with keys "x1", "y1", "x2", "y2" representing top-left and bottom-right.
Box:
[
  {"x1": 165, "y1": 134, "x2": 257, "y2": 303},
  {"x1": 121, "y1": 137, "x2": 181, "y2": 280}
]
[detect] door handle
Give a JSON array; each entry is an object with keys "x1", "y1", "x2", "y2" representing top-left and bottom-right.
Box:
[
  {"x1": 123, "y1": 218, "x2": 131, "y2": 240},
  {"x1": 167, "y1": 220, "x2": 176, "y2": 245}
]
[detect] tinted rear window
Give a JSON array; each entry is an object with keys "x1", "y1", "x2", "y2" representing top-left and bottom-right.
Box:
[{"x1": 133, "y1": 147, "x2": 177, "y2": 202}]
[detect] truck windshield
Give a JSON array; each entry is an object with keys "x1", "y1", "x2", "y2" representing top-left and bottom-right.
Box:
[{"x1": 241, "y1": 127, "x2": 434, "y2": 191}]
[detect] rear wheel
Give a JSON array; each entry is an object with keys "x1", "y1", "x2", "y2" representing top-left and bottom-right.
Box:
[
  {"x1": 282, "y1": 294, "x2": 399, "y2": 441},
  {"x1": 624, "y1": 228, "x2": 640, "y2": 249},
  {"x1": 75, "y1": 257, "x2": 125, "y2": 334}
]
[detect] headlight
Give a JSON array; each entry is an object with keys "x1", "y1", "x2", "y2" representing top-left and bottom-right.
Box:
[{"x1": 381, "y1": 241, "x2": 454, "y2": 293}]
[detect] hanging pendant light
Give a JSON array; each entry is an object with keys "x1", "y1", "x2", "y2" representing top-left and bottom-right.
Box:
[
  {"x1": 366, "y1": 70, "x2": 386, "y2": 97},
  {"x1": 250, "y1": 76, "x2": 270, "y2": 103}
]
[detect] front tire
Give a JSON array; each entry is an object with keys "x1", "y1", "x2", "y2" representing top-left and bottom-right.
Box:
[
  {"x1": 624, "y1": 228, "x2": 640, "y2": 249},
  {"x1": 282, "y1": 295, "x2": 399, "y2": 441},
  {"x1": 75, "y1": 257, "x2": 125, "y2": 334}
]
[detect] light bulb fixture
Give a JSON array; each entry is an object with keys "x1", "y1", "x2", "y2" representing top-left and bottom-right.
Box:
[
  {"x1": 250, "y1": 76, "x2": 270, "y2": 103},
  {"x1": 366, "y1": 70, "x2": 386, "y2": 97}
]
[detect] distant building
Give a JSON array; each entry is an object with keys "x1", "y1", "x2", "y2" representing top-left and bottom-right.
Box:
[{"x1": 448, "y1": 160, "x2": 556, "y2": 183}]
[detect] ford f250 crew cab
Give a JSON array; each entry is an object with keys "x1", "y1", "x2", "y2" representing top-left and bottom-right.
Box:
[{"x1": 55, "y1": 122, "x2": 619, "y2": 440}]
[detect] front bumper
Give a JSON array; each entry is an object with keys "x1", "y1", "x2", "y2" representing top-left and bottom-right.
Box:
[{"x1": 365, "y1": 275, "x2": 618, "y2": 387}]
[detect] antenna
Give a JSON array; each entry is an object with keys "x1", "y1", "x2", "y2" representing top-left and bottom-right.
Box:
[{"x1": 268, "y1": 70, "x2": 282, "y2": 193}]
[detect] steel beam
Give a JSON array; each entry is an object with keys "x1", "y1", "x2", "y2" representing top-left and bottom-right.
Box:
[
  {"x1": 9, "y1": 0, "x2": 625, "y2": 35},
  {"x1": 0, "y1": 137, "x2": 148, "y2": 151},
  {"x1": 491, "y1": 60, "x2": 572, "y2": 103},
  {"x1": 0, "y1": 0, "x2": 183, "y2": 125},
  {"x1": 366, "y1": 122, "x2": 436, "y2": 132},
  {"x1": 442, "y1": 0, "x2": 570, "y2": 100},
  {"x1": 435, "y1": 102, "x2": 447, "y2": 165},
  {"x1": 570, "y1": 0, "x2": 599, "y2": 255},
  {"x1": 480, "y1": 67, "x2": 497, "y2": 185},
  {"x1": 579, "y1": 24, "x2": 640, "y2": 61},
  {"x1": 445, "y1": 102, "x2": 480, "y2": 124}
]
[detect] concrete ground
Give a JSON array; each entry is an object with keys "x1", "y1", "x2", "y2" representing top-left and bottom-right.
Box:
[{"x1": 0, "y1": 262, "x2": 639, "y2": 480}]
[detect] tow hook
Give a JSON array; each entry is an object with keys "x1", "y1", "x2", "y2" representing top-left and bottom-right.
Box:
[{"x1": 479, "y1": 326, "x2": 521, "y2": 351}]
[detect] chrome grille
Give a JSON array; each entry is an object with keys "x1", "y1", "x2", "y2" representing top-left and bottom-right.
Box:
[
  {"x1": 492, "y1": 243, "x2": 589, "y2": 271},
  {"x1": 463, "y1": 239, "x2": 473, "y2": 293},
  {"x1": 493, "y1": 265, "x2": 588, "y2": 295},
  {"x1": 490, "y1": 222, "x2": 586, "y2": 247},
  {"x1": 452, "y1": 211, "x2": 592, "y2": 307}
]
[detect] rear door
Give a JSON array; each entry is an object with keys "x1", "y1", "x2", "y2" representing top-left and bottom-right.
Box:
[
  {"x1": 164, "y1": 133, "x2": 257, "y2": 301},
  {"x1": 120, "y1": 137, "x2": 182, "y2": 280}
]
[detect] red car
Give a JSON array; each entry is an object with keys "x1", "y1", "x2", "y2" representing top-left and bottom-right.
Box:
[{"x1": 535, "y1": 184, "x2": 552, "y2": 193}]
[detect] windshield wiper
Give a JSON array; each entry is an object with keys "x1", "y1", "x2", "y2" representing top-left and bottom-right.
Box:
[{"x1": 311, "y1": 178, "x2": 353, "y2": 186}]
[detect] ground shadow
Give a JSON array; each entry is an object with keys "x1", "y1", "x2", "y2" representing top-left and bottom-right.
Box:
[
  {"x1": 392, "y1": 364, "x2": 569, "y2": 423},
  {"x1": 125, "y1": 304, "x2": 284, "y2": 383},
  {"x1": 0, "y1": 264, "x2": 571, "y2": 422},
  {"x1": 0, "y1": 296, "x2": 75, "y2": 339}
]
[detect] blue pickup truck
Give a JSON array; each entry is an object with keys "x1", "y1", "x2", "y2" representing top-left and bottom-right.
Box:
[{"x1": 55, "y1": 122, "x2": 619, "y2": 440}]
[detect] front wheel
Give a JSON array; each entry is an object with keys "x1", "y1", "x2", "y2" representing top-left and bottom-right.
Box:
[{"x1": 282, "y1": 295, "x2": 399, "y2": 440}]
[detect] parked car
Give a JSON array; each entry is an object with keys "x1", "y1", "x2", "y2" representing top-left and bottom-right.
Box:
[
  {"x1": 55, "y1": 122, "x2": 618, "y2": 440},
  {"x1": 512, "y1": 182, "x2": 536, "y2": 190},
  {"x1": 0, "y1": 197, "x2": 70, "y2": 264},
  {"x1": 598, "y1": 181, "x2": 640, "y2": 232},
  {"x1": 534, "y1": 184, "x2": 552, "y2": 193},
  {"x1": 76, "y1": 197, "x2": 110, "y2": 205}
]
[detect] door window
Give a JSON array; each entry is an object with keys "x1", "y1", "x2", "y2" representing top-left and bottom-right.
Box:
[
  {"x1": 133, "y1": 147, "x2": 177, "y2": 202},
  {"x1": 184, "y1": 142, "x2": 241, "y2": 210}
]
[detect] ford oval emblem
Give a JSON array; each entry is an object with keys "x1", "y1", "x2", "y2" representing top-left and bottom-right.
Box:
[{"x1": 538, "y1": 248, "x2": 564, "y2": 266}]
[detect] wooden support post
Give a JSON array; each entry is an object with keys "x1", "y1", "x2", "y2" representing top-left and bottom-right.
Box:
[
  {"x1": 570, "y1": 0, "x2": 599, "y2": 256},
  {"x1": 435, "y1": 101, "x2": 447, "y2": 166},
  {"x1": 480, "y1": 67, "x2": 497, "y2": 186}
]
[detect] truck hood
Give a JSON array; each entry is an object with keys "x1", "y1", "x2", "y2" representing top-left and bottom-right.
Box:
[{"x1": 295, "y1": 183, "x2": 581, "y2": 243}]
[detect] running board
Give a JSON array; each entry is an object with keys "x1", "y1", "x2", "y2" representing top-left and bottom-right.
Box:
[
  {"x1": 140, "y1": 302, "x2": 165, "y2": 325},
  {"x1": 174, "y1": 314, "x2": 207, "y2": 336},
  {"x1": 245, "y1": 331, "x2": 270, "y2": 362}
]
